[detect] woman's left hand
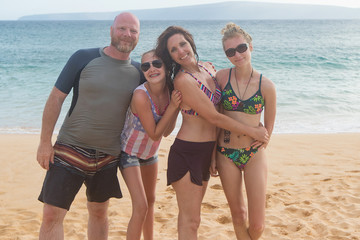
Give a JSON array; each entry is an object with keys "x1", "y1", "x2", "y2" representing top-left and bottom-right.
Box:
[{"x1": 251, "y1": 140, "x2": 268, "y2": 149}]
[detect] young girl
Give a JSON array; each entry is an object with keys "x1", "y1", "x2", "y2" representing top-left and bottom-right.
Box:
[
  {"x1": 119, "y1": 49, "x2": 181, "y2": 240},
  {"x1": 211, "y1": 23, "x2": 276, "y2": 240}
]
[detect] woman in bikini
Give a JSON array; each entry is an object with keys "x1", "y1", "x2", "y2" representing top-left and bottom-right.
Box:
[
  {"x1": 155, "y1": 26, "x2": 270, "y2": 240},
  {"x1": 211, "y1": 23, "x2": 276, "y2": 240}
]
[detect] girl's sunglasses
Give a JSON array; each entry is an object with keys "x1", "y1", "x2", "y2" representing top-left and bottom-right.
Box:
[
  {"x1": 225, "y1": 43, "x2": 249, "y2": 57},
  {"x1": 140, "y1": 60, "x2": 163, "y2": 72}
]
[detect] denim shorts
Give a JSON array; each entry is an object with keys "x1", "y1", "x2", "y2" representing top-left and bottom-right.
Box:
[{"x1": 119, "y1": 151, "x2": 158, "y2": 169}]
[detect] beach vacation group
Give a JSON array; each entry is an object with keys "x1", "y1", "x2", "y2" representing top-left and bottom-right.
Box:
[
  {"x1": 33, "y1": 11, "x2": 276, "y2": 240},
  {"x1": 2, "y1": 9, "x2": 354, "y2": 240}
]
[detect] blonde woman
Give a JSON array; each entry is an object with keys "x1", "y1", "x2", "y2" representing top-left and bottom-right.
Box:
[{"x1": 211, "y1": 22, "x2": 276, "y2": 240}]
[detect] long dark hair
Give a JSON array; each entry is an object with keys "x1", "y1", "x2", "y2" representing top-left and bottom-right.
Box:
[{"x1": 155, "y1": 26, "x2": 199, "y2": 81}]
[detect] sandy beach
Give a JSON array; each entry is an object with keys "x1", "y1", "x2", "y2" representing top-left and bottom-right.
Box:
[{"x1": 0, "y1": 133, "x2": 359, "y2": 239}]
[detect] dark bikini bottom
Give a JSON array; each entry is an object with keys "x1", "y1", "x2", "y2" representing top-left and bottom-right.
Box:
[{"x1": 217, "y1": 145, "x2": 258, "y2": 169}]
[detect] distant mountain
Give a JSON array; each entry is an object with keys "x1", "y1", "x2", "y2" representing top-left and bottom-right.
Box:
[{"x1": 18, "y1": 1, "x2": 360, "y2": 21}]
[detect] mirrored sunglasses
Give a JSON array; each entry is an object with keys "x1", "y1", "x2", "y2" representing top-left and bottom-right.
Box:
[
  {"x1": 225, "y1": 43, "x2": 249, "y2": 57},
  {"x1": 140, "y1": 60, "x2": 163, "y2": 72}
]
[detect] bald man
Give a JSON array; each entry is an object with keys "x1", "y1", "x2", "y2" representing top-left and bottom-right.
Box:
[{"x1": 37, "y1": 12, "x2": 145, "y2": 240}]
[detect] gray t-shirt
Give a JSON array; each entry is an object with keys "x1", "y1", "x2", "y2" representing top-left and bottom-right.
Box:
[{"x1": 55, "y1": 48, "x2": 145, "y2": 156}]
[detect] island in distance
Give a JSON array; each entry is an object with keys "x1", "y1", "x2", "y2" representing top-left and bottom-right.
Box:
[{"x1": 18, "y1": 1, "x2": 360, "y2": 20}]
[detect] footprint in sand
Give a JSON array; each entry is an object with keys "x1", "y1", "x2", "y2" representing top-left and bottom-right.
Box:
[
  {"x1": 266, "y1": 192, "x2": 286, "y2": 207},
  {"x1": 154, "y1": 212, "x2": 174, "y2": 223},
  {"x1": 166, "y1": 187, "x2": 175, "y2": 194},
  {"x1": 165, "y1": 195, "x2": 173, "y2": 200},
  {"x1": 274, "y1": 182, "x2": 293, "y2": 187},
  {"x1": 312, "y1": 188, "x2": 321, "y2": 195},
  {"x1": 330, "y1": 227, "x2": 351, "y2": 238},
  {"x1": 109, "y1": 210, "x2": 118, "y2": 217},
  {"x1": 278, "y1": 189, "x2": 291, "y2": 196},
  {"x1": 216, "y1": 215, "x2": 232, "y2": 224},
  {"x1": 284, "y1": 206, "x2": 313, "y2": 217},
  {"x1": 201, "y1": 202, "x2": 219, "y2": 210},
  {"x1": 312, "y1": 223, "x2": 328, "y2": 236},
  {"x1": 283, "y1": 201, "x2": 300, "y2": 206},
  {"x1": 279, "y1": 228, "x2": 289, "y2": 236},
  {"x1": 332, "y1": 195, "x2": 346, "y2": 202},
  {"x1": 265, "y1": 194, "x2": 272, "y2": 208},
  {"x1": 288, "y1": 223, "x2": 305, "y2": 232},
  {"x1": 322, "y1": 178, "x2": 331, "y2": 181},
  {"x1": 210, "y1": 184, "x2": 222, "y2": 190},
  {"x1": 155, "y1": 215, "x2": 170, "y2": 223}
]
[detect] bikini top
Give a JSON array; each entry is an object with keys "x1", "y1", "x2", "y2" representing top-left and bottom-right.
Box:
[
  {"x1": 221, "y1": 68, "x2": 264, "y2": 114},
  {"x1": 180, "y1": 64, "x2": 222, "y2": 116}
]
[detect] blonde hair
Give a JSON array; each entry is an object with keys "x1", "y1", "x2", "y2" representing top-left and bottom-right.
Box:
[{"x1": 221, "y1": 22, "x2": 252, "y2": 50}]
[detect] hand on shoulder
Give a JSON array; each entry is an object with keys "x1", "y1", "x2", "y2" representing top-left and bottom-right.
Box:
[{"x1": 201, "y1": 61, "x2": 216, "y2": 72}]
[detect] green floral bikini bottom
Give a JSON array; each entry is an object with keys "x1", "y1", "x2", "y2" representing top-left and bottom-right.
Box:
[{"x1": 217, "y1": 145, "x2": 258, "y2": 169}]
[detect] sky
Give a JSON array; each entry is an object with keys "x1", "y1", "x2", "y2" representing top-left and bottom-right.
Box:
[{"x1": 1, "y1": 0, "x2": 359, "y2": 20}]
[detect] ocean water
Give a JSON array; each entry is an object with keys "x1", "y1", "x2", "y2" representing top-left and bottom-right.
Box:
[{"x1": 0, "y1": 19, "x2": 359, "y2": 134}]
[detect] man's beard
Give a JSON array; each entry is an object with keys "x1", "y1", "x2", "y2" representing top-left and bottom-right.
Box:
[{"x1": 111, "y1": 37, "x2": 137, "y2": 53}]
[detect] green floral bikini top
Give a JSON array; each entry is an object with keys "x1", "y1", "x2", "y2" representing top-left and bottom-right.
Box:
[{"x1": 221, "y1": 68, "x2": 264, "y2": 114}]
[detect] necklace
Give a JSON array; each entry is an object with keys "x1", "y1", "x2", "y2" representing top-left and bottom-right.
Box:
[{"x1": 235, "y1": 67, "x2": 253, "y2": 100}]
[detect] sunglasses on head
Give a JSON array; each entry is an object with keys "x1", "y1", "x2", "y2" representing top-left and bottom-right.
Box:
[
  {"x1": 225, "y1": 43, "x2": 249, "y2": 57},
  {"x1": 140, "y1": 60, "x2": 163, "y2": 72}
]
